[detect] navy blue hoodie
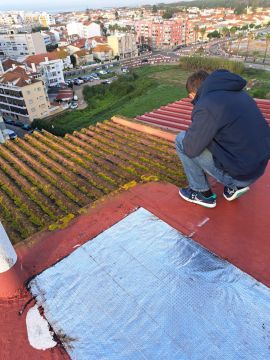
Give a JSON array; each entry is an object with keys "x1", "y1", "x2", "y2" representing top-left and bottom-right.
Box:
[{"x1": 183, "y1": 69, "x2": 270, "y2": 181}]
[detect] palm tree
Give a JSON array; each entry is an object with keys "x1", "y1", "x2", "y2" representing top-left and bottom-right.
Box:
[
  {"x1": 245, "y1": 32, "x2": 254, "y2": 61},
  {"x1": 199, "y1": 27, "x2": 206, "y2": 42},
  {"x1": 263, "y1": 34, "x2": 270, "y2": 64},
  {"x1": 194, "y1": 25, "x2": 199, "y2": 44},
  {"x1": 229, "y1": 27, "x2": 237, "y2": 53},
  {"x1": 236, "y1": 33, "x2": 244, "y2": 56}
]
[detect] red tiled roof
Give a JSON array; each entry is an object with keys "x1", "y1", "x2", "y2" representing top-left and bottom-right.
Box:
[
  {"x1": 0, "y1": 67, "x2": 38, "y2": 87},
  {"x1": 25, "y1": 52, "x2": 59, "y2": 66},
  {"x1": 70, "y1": 38, "x2": 86, "y2": 48},
  {"x1": 2, "y1": 58, "x2": 23, "y2": 71},
  {"x1": 136, "y1": 97, "x2": 270, "y2": 131}
]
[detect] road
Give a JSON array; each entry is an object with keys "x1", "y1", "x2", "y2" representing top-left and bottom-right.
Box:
[{"x1": 5, "y1": 124, "x2": 28, "y2": 138}]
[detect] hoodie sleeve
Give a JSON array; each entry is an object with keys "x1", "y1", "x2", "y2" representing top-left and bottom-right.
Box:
[{"x1": 183, "y1": 106, "x2": 218, "y2": 158}]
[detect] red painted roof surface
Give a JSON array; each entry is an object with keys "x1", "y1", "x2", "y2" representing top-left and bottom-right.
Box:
[
  {"x1": 1, "y1": 162, "x2": 270, "y2": 358},
  {"x1": 136, "y1": 97, "x2": 270, "y2": 131},
  {"x1": 0, "y1": 115, "x2": 270, "y2": 358}
]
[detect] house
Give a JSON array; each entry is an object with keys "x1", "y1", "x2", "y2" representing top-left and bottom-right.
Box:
[
  {"x1": 107, "y1": 33, "x2": 138, "y2": 59},
  {"x1": 92, "y1": 44, "x2": 113, "y2": 62},
  {"x1": 73, "y1": 49, "x2": 94, "y2": 65},
  {"x1": 0, "y1": 66, "x2": 49, "y2": 123}
]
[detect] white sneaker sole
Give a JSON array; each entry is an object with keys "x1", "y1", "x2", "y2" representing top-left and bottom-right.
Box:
[
  {"x1": 223, "y1": 186, "x2": 250, "y2": 201},
  {"x1": 178, "y1": 190, "x2": 216, "y2": 208}
]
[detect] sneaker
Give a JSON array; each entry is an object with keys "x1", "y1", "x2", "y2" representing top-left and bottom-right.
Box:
[
  {"x1": 179, "y1": 188, "x2": 217, "y2": 208},
  {"x1": 223, "y1": 186, "x2": 250, "y2": 201}
]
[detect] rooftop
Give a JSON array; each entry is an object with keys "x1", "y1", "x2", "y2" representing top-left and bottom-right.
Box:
[
  {"x1": 0, "y1": 67, "x2": 39, "y2": 87},
  {"x1": 0, "y1": 97, "x2": 269, "y2": 359},
  {"x1": 136, "y1": 97, "x2": 270, "y2": 131}
]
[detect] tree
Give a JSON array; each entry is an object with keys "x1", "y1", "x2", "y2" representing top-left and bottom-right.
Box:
[
  {"x1": 245, "y1": 32, "x2": 254, "y2": 61},
  {"x1": 199, "y1": 27, "x2": 206, "y2": 42},
  {"x1": 234, "y1": 4, "x2": 247, "y2": 15},
  {"x1": 162, "y1": 9, "x2": 173, "y2": 19},
  {"x1": 207, "y1": 30, "x2": 220, "y2": 39},
  {"x1": 194, "y1": 25, "x2": 199, "y2": 44},
  {"x1": 70, "y1": 54, "x2": 77, "y2": 68},
  {"x1": 229, "y1": 27, "x2": 237, "y2": 52},
  {"x1": 236, "y1": 33, "x2": 244, "y2": 56},
  {"x1": 152, "y1": 5, "x2": 158, "y2": 14},
  {"x1": 115, "y1": 11, "x2": 119, "y2": 20},
  {"x1": 263, "y1": 34, "x2": 270, "y2": 63},
  {"x1": 221, "y1": 27, "x2": 230, "y2": 38}
]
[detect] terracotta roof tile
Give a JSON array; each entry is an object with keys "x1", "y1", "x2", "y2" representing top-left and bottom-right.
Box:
[
  {"x1": 25, "y1": 52, "x2": 60, "y2": 66},
  {"x1": 136, "y1": 97, "x2": 270, "y2": 131},
  {"x1": 0, "y1": 120, "x2": 182, "y2": 244}
]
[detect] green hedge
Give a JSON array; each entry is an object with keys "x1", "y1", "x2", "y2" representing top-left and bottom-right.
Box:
[{"x1": 179, "y1": 56, "x2": 244, "y2": 74}]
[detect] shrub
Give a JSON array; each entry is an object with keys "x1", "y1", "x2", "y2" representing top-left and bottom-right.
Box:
[{"x1": 179, "y1": 56, "x2": 244, "y2": 74}]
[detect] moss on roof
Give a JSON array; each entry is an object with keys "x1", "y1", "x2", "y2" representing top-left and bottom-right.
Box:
[{"x1": 0, "y1": 119, "x2": 186, "y2": 244}]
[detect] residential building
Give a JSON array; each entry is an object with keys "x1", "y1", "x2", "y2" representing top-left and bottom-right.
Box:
[
  {"x1": 107, "y1": 33, "x2": 138, "y2": 59},
  {"x1": 40, "y1": 58, "x2": 65, "y2": 88},
  {"x1": 135, "y1": 19, "x2": 194, "y2": 48},
  {"x1": 67, "y1": 21, "x2": 101, "y2": 38},
  {"x1": 41, "y1": 32, "x2": 52, "y2": 47},
  {"x1": 38, "y1": 12, "x2": 55, "y2": 27},
  {"x1": 0, "y1": 67, "x2": 49, "y2": 123},
  {"x1": 0, "y1": 32, "x2": 46, "y2": 59},
  {"x1": 0, "y1": 60, "x2": 3, "y2": 75},
  {"x1": 0, "y1": 112, "x2": 9, "y2": 143},
  {"x1": 25, "y1": 53, "x2": 66, "y2": 87},
  {"x1": 82, "y1": 22, "x2": 102, "y2": 38},
  {"x1": 73, "y1": 50, "x2": 94, "y2": 65},
  {"x1": 92, "y1": 45, "x2": 113, "y2": 62}
]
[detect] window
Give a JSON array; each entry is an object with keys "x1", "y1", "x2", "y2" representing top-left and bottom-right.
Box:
[{"x1": 27, "y1": 90, "x2": 31, "y2": 95}]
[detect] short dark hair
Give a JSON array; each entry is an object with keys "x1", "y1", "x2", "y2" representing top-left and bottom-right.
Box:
[{"x1": 186, "y1": 70, "x2": 209, "y2": 94}]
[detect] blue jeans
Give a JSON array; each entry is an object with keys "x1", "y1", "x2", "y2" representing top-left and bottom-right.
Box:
[{"x1": 175, "y1": 132, "x2": 253, "y2": 192}]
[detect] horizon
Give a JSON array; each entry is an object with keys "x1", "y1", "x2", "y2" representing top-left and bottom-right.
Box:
[{"x1": 0, "y1": 0, "x2": 186, "y2": 12}]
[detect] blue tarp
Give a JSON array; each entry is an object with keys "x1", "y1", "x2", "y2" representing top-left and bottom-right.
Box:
[{"x1": 29, "y1": 208, "x2": 270, "y2": 360}]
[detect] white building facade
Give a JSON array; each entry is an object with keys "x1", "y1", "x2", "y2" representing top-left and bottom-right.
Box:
[
  {"x1": 40, "y1": 58, "x2": 65, "y2": 87},
  {"x1": 0, "y1": 32, "x2": 46, "y2": 59},
  {"x1": 67, "y1": 21, "x2": 101, "y2": 38}
]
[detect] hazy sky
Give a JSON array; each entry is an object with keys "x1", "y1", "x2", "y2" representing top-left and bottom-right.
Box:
[{"x1": 0, "y1": 0, "x2": 182, "y2": 12}]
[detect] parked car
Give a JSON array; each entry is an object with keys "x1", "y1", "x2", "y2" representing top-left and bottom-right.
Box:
[
  {"x1": 5, "y1": 129, "x2": 17, "y2": 140},
  {"x1": 4, "y1": 118, "x2": 16, "y2": 125},
  {"x1": 14, "y1": 121, "x2": 24, "y2": 127},
  {"x1": 70, "y1": 102, "x2": 78, "y2": 109},
  {"x1": 22, "y1": 124, "x2": 32, "y2": 131}
]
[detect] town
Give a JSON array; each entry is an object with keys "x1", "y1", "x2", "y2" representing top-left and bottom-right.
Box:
[
  {"x1": 0, "y1": 1, "x2": 270, "y2": 359},
  {"x1": 0, "y1": 3, "x2": 270, "y2": 139}
]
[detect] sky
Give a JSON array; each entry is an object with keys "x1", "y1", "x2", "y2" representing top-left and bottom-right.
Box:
[{"x1": 0, "y1": 0, "x2": 183, "y2": 12}]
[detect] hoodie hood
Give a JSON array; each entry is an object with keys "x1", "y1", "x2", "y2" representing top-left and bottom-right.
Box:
[{"x1": 192, "y1": 69, "x2": 247, "y2": 105}]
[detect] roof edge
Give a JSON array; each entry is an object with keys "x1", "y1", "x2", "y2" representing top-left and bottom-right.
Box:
[{"x1": 111, "y1": 116, "x2": 177, "y2": 143}]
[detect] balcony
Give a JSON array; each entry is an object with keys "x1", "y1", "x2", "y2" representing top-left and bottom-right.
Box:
[{"x1": 0, "y1": 99, "x2": 26, "y2": 109}]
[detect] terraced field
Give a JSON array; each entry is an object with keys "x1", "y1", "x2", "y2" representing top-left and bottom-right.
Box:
[{"x1": 0, "y1": 120, "x2": 186, "y2": 244}]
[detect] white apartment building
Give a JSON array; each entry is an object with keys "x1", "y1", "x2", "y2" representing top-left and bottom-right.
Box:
[
  {"x1": 40, "y1": 58, "x2": 65, "y2": 88},
  {"x1": 67, "y1": 21, "x2": 101, "y2": 38},
  {"x1": 0, "y1": 67, "x2": 49, "y2": 123},
  {"x1": 0, "y1": 32, "x2": 46, "y2": 59},
  {"x1": 107, "y1": 33, "x2": 138, "y2": 59}
]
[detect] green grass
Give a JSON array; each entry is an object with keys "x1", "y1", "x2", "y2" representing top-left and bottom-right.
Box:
[
  {"x1": 33, "y1": 65, "x2": 191, "y2": 136},
  {"x1": 242, "y1": 68, "x2": 270, "y2": 99}
]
